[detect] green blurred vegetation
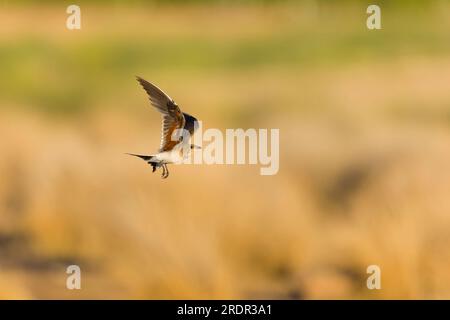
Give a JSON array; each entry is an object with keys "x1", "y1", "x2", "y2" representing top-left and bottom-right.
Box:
[{"x1": 1, "y1": 1, "x2": 450, "y2": 115}]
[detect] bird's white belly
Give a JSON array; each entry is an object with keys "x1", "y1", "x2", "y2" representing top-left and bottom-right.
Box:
[{"x1": 154, "y1": 150, "x2": 184, "y2": 164}]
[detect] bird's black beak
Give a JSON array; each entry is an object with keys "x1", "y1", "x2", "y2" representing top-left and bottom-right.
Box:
[{"x1": 190, "y1": 144, "x2": 202, "y2": 149}]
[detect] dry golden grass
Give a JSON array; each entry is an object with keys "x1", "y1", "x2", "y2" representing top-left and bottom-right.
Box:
[{"x1": 2, "y1": 56, "x2": 450, "y2": 299}]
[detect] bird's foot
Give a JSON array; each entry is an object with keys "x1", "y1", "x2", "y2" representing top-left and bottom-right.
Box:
[{"x1": 161, "y1": 164, "x2": 169, "y2": 179}]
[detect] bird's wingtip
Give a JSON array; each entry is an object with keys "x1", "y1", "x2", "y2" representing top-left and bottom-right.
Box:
[{"x1": 136, "y1": 76, "x2": 150, "y2": 87}]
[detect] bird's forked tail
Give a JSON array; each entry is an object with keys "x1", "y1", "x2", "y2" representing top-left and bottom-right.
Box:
[
  {"x1": 126, "y1": 153, "x2": 159, "y2": 172},
  {"x1": 126, "y1": 153, "x2": 155, "y2": 162}
]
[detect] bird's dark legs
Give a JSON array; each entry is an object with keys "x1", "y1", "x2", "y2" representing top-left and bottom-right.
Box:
[
  {"x1": 149, "y1": 162, "x2": 169, "y2": 179},
  {"x1": 161, "y1": 164, "x2": 169, "y2": 179},
  {"x1": 164, "y1": 164, "x2": 169, "y2": 179},
  {"x1": 161, "y1": 164, "x2": 166, "y2": 178}
]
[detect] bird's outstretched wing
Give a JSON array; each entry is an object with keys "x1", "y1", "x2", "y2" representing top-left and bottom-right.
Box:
[{"x1": 136, "y1": 77, "x2": 186, "y2": 152}]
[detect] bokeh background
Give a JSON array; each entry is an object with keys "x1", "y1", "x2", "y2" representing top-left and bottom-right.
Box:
[{"x1": 1, "y1": 0, "x2": 450, "y2": 299}]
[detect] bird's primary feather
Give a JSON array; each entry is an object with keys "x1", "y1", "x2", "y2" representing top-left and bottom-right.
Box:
[{"x1": 136, "y1": 76, "x2": 186, "y2": 152}]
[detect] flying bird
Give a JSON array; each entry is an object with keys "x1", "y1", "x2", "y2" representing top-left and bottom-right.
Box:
[{"x1": 127, "y1": 77, "x2": 200, "y2": 179}]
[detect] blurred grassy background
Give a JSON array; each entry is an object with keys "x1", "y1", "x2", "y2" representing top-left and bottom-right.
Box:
[{"x1": 1, "y1": 0, "x2": 450, "y2": 299}]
